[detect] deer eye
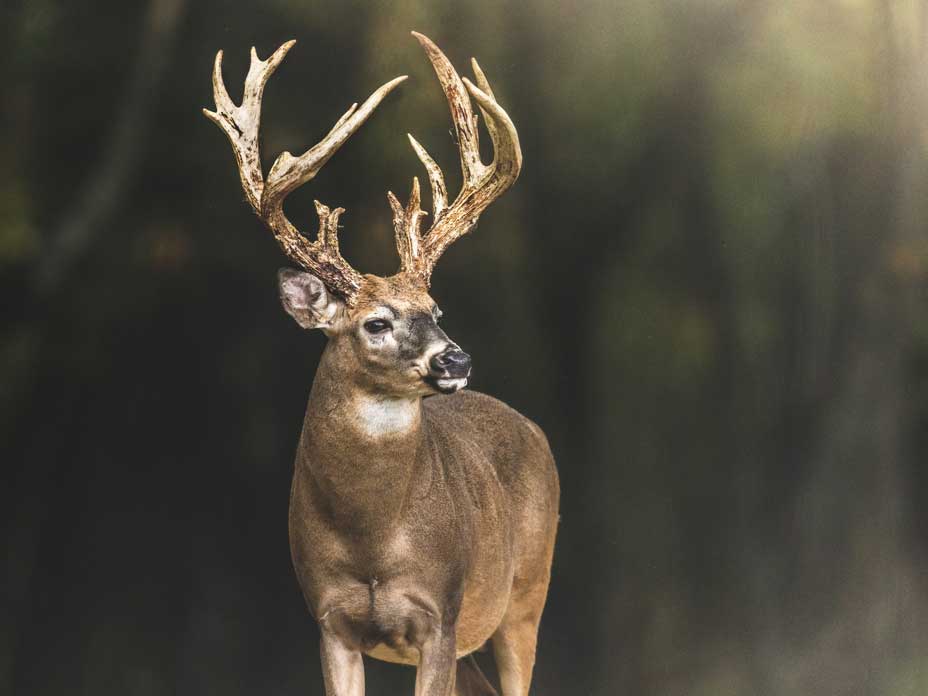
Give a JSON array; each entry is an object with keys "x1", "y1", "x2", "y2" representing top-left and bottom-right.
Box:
[{"x1": 364, "y1": 319, "x2": 392, "y2": 334}]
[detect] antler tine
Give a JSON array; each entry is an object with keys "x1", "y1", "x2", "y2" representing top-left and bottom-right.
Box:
[
  {"x1": 467, "y1": 59, "x2": 500, "y2": 165},
  {"x1": 313, "y1": 201, "x2": 343, "y2": 250},
  {"x1": 203, "y1": 41, "x2": 407, "y2": 303},
  {"x1": 461, "y1": 75, "x2": 522, "y2": 184},
  {"x1": 411, "y1": 32, "x2": 484, "y2": 186},
  {"x1": 202, "y1": 40, "x2": 296, "y2": 211},
  {"x1": 395, "y1": 32, "x2": 523, "y2": 285},
  {"x1": 408, "y1": 134, "x2": 448, "y2": 222},
  {"x1": 387, "y1": 177, "x2": 428, "y2": 274}
]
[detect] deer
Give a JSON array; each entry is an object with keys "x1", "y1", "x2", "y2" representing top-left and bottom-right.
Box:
[{"x1": 202, "y1": 32, "x2": 559, "y2": 696}]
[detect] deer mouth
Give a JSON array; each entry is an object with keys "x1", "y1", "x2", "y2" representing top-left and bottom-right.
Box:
[{"x1": 424, "y1": 375, "x2": 468, "y2": 394}]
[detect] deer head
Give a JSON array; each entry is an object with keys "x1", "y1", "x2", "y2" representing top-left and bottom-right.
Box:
[{"x1": 203, "y1": 32, "x2": 521, "y2": 397}]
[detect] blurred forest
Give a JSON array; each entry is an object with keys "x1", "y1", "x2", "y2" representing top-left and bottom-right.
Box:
[{"x1": 3, "y1": 0, "x2": 928, "y2": 694}]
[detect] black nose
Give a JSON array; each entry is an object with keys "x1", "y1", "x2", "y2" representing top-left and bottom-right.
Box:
[{"x1": 429, "y1": 348, "x2": 472, "y2": 377}]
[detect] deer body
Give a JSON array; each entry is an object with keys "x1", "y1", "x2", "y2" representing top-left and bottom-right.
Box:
[
  {"x1": 290, "y1": 353, "x2": 558, "y2": 671},
  {"x1": 204, "y1": 32, "x2": 558, "y2": 696}
]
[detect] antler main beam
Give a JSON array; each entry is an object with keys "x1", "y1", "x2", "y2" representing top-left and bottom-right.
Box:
[
  {"x1": 390, "y1": 32, "x2": 523, "y2": 285},
  {"x1": 203, "y1": 41, "x2": 406, "y2": 303}
]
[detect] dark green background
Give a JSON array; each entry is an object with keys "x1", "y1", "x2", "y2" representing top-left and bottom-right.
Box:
[{"x1": 4, "y1": 1, "x2": 928, "y2": 694}]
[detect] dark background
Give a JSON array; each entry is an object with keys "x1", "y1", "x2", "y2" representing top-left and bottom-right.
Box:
[{"x1": 4, "y1": 1, "x2": 928, "y2": 694}]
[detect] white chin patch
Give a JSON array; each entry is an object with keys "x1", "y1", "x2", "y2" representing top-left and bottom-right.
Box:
[{"x1": 436, "y1": 377, "x2": 467, "y2": 393}]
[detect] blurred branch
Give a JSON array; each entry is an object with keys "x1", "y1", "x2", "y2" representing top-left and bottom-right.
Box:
[{"x1": 35, "y1": 0, "x2": 187, "y2": 294}]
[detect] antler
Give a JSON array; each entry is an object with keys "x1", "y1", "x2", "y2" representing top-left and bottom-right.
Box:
[
  {"x1": 389, "y1": 32, "x2": 523, "y2": 285},
  {"x1": 202, "y1": 41, "x2": 406, "y2": 303}
]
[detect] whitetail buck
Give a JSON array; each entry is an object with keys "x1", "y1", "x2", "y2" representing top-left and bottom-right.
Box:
[{"x1": 203, "y1": 32, "x2": 559, "y2": 696}]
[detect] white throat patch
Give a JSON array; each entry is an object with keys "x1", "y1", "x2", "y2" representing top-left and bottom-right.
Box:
[{"x1": 352, "y1": 395, "x2": 419, "y2": 438}]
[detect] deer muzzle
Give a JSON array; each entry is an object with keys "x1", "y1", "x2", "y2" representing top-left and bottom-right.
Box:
[{"x1": 426, "y1": 347, "x2": 471, "y2": 393}]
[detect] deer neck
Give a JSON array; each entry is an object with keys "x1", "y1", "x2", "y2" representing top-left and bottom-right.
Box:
[{"x1": 297, "y1": 342, "x2": 427, "y2": 529}]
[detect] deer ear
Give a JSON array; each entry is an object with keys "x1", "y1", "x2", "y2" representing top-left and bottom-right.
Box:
[{"x1": 278, "y1": 268, "x2": 343, "y2": 331}]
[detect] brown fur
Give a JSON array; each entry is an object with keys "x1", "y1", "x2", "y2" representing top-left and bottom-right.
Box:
[{"x1": 284, "y1": 276, "x2": 560, "y2": 696}]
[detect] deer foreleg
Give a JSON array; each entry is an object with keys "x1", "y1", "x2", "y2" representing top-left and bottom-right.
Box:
[
  {"x1": 415, "y1": 624, "x2": 457, "y2": 696},
  {"x1": 320, "y1": 629, "x2": 365, "y2": 696}
]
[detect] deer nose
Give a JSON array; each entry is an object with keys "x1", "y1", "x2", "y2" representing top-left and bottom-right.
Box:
[{"x1": 429, "y1": 348, "x2": 471, "y2": 377}]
